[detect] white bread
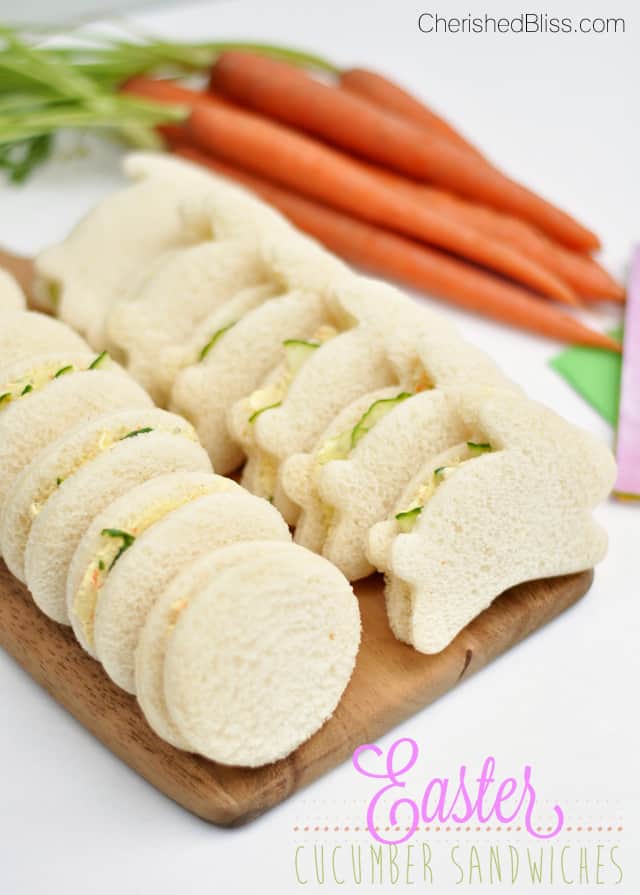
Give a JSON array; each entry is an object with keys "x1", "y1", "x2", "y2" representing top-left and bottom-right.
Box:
[
  {"x1": 25, "y1": 435, "x2": 211, "y2": 624},
  {"x1": 135, "y1": 550, "x2": 226, "y2": 749},
  {"x1": 0, "y1": 270, "x2": 26, "y2": 312},
  {"x1": 161, "y1": 541, "x2": 360, "y2": 766},
  {"x1": 286, "y1": 332, "x2": 518, "y2": 580},
  {"x1": 0, "y1": 310, "x2": 88, "y2": 368},
  {"x1": 367, "y1": 387, "x2": 616, "y2": 653},
  {"x1": 233, "y1": 277, "x2": 456, "y2": 521},
  {"x1": 34, "y1": 177, "x2": 202, "y2": 346},
  {"x1": 283, "y1": 387, "x2": 400, "y2": 554},
  {"x1": 232, "y1": 325, "x2": 398, "y2": 516},
  {"x1": 148, "y1": 227, "x2": 346, "y2": 408},
  {"x1": 144, "y1": 283, "x2": 277, "y2": 405},
  {"x1": 66, "y1": 472, "x2": 233, "y2": 660},
  {"x1": 298, "y1": 390, "x2": 468, "y2": 580},
  {"x1": 169, "y1": 289, "x2": 329, "y2": 473},
  {"x1": 105, "y1": 239, "x2": 268, "y2": 403},
  {"x1": 35, "y1": 150, "x2": 294, "y2": 349},
  {"x1": 1, "y1": 408, "x2": 197, "y2": 582},
  {"x1": 93, "y1": 488, "x2": 290, "y2": 693},
  {"x1": 0, "y1": 365, "x2": 151, "y2": 517}
]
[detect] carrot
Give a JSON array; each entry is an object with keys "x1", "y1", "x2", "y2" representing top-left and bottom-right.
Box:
[
  {"x1": 340, "y1": 67, "x2": 484, "y2": 160},
  {"x1": 123, "y1": 76, "x2": 212, "y2": 109},
  {"x1": 209, "y1": 51, "x2": 599, "y2": 252},
  {"x1": 124, "y1": 76, "x2": 576, "y2": 303},
  {"x1": 361, "y1": 160, "x2": 623, "y2": 301},
  {"x1": 172, "y1": 143, "x2": 620, "y2": 353},
  {"x1": 173, "y1": 95, "x2": 579, "y2": 305}
]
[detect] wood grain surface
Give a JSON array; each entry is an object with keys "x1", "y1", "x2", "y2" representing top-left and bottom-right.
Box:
[{"x1": 0, "y1": 562, "x2": 593, "y2": 826}]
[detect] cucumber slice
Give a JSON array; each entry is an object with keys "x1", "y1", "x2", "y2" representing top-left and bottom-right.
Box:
[
  {"x1": 53, "y1": 364, "x2": 74, "y2": 378},
  {"x1": 120, "y1": 427, "x2": 154, "y2": 440},
  {"x1": 351, "y1": 392, "x2": 412, "y2": 450},
  {"x1": 467, "y1": 441, "x2": 492, "y2": 453},
  {"x1": 100, "y1": 528, "x2": 136, "y2": 569},
  {"x1": 88, "y1": 350, "x2": 109, "y2": 370},
  {"x1": 395, "y1": 506, "x2": 422, "y2": 533},
  {"x1": 317, "y1": 391, "x2": 412, "y2": 465},
  {"x1": 282, "y1": 338, "x2": 320, "y2": 376},
  {"x1": 248, "y1": 401, "x2": 282, "y2": 424},
  {"x1": 199, "y1": 322, "x2": 236, "y2": 362},
  {"x1": 316, "y1": 429, "x2": 353, "y2": 465}
]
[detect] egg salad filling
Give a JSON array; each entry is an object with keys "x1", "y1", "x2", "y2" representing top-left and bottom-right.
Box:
[
  {"x1": 0, "y1": 350, "x2": 110, "y2": 411},
  {"x1": 28, "y1": 421, "x2": 197, "y2": 520},
  {"x1": 395, "y1": 441, "x2": 493, "y2": 533},
  {"x1": 245, "y1": 325, "x2": 338, "y2": 424},
  {"x1": 241, "y1": 326, "x2": 339, "y2": 500},
  {"x1": 73, "y1": 483, "x2": 215, "y2": 648}
]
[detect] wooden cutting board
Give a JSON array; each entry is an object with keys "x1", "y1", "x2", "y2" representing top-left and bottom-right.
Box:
[
  {"x1": 0, "y1": 250, "x2": 593, "y2": 824},
  {"x1": 0, "y1": 561, "x2": 592, "y2": 826}
]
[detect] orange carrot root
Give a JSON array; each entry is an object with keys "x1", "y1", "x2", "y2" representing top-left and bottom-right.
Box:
[
  {"x1": 209, "y1": 51, "x2": 600, "y2": 252},
  {"x1": 172, "y1": 143, "x2": 619, "y2": 353}
]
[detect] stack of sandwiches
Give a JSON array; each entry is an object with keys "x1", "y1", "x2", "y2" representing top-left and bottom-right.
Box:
[
  {"x1": 33, "y1": 152, "x2": 615, "y2": 658},
  {"x1": 0, "y1": 283, "x2": 361, "y2": 767},
  {"x1": 0, "y1": 153, "x2": 614, "y2": 768}
]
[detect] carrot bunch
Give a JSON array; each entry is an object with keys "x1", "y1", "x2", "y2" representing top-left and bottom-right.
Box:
[{"x1": 122, "y1": 52, "x2": 622, "y2": 352}]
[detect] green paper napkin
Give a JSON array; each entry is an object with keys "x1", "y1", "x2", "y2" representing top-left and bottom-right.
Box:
[{"x1": 550, "y1": 328, "x2": 623, "y2": 426}]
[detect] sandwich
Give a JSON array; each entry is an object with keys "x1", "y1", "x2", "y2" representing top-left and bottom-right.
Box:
[
  {"x1": 228, "y1": 281, "x2": 454, "y2": 523},
  {"x1": 281, "y1": 330, "x2": 517, "y2": 579},
  {"x1": 131, "y1": 282, "x2": 277, "y2": 406},
  {"x1": 0, "y1": 310, "x2": 89, "y2": 369},
  {"x1": 136, "y1": 540, "x2": 361, "y2": 766},
  {"x1": 104, "y1": 238, "x2": 269, "y2": 403},
  {"x1": 1, "y1": 407, "x2": 200, "y2": 583},
  {"x1": 0, "y1": 269, "x2": 26, "y2": 312},
  {"x1": 106, "y1": 222, "x2": 344, "y2": 406},
  {"x1": 169, "y1": 288, "x2": 330, "y2": 473},
  {"x1": 366, "y1": 387, "x2": 616, "y2": 653},
  {"x1": 24, "y1": 430, "x2": 211, "y2": 624},
  {"x1": 35, "y1": 151, "x2": 289, "y2": 350},
  {"x1": 67, "y1": 472, "x2": 290, "y2": 692},
  {"x1": 0, "y1": 352, "x2": 151, "y2": 516}
]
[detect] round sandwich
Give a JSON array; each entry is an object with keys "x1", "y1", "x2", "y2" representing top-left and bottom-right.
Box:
[
  {"x1": 67, "y1": 472, "x2": 290, "y2": 693},
  {"x1": 0, "y1": 269, "x2": 26, "y2": 312},
  {"x1": 136, "y1": 541, "x2": 361, "y2": 766},
  {"x1": 0, "y1": 309, "x2": 89, "y2": 369},
  {"x1": 1, "y1": 407, "x2": 200, "y2": 583},
  {"x1": 0, "y1": 352, "x2": 151, "y2": 517},
  {"x1": 24, "y1": 431, "x2": 211, "y2": 624}
]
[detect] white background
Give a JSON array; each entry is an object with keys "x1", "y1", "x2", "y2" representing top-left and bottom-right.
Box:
[{"x1": 0, "y1": 1, "x2": 638, "y2": 892}]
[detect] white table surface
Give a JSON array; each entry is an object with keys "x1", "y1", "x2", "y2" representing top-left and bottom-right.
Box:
[{"x1": 0, "y1": 1, "x2": 638, "y2": 892}]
